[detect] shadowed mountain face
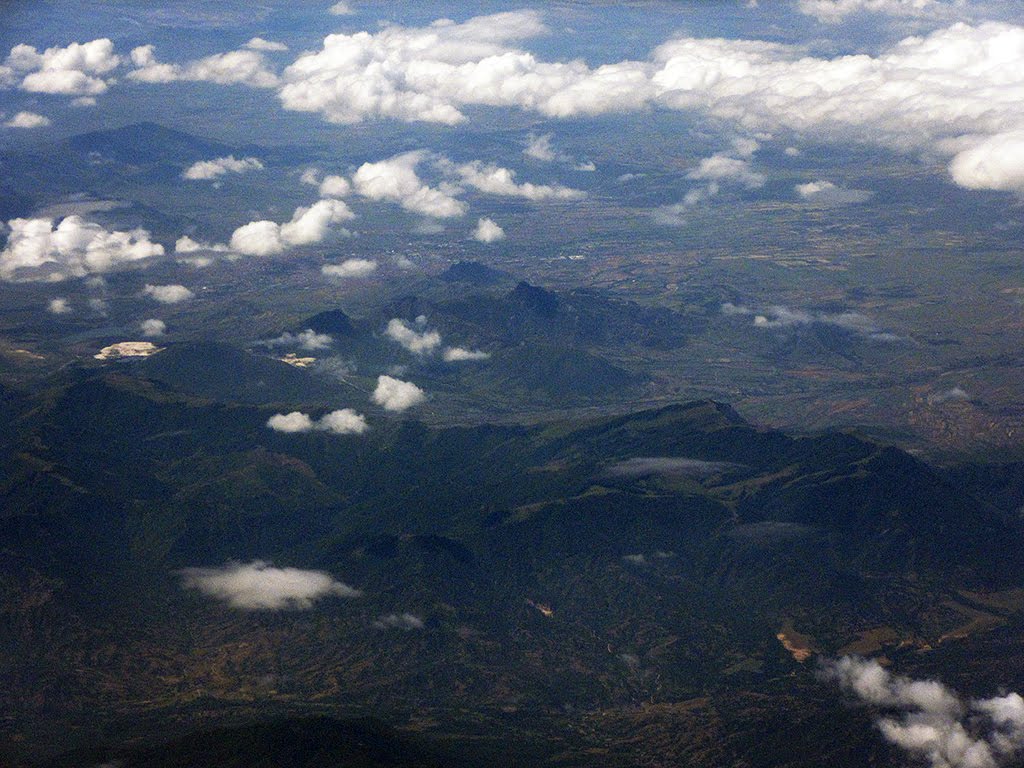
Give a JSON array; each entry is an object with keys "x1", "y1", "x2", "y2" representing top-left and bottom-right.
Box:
[{"x1": 3, "y1": 368, "x2": 1024, "y2": 767}]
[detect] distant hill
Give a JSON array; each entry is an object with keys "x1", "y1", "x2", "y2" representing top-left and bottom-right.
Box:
[{"x1": 66, "y1": 122, "x2": 235, "y2": 165}]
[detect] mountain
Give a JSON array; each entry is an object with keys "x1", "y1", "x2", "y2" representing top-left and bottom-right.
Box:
[
  {"x1": 66, "y1": 122, "x2": 236, "y2": 166},
  {"x1": 3, "y1": 367, "x2": 1024, "y2": 766}
]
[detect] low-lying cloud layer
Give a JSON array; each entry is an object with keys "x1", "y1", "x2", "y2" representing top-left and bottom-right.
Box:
[
  {"x1": 825, "y1": 656, "x2": 1024, "y2": 768},
  {"x1": 606, "y1": 457, "x2": 739, "y2": 479},
  {"x1": 12, "y1": 13, "x2": 1024, "y2": 193},
  {"x1": 722, "y1": 302, "x2": 898, "y2": 341}
]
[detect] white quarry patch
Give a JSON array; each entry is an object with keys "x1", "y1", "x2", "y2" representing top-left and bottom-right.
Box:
[
  {"x1": 94, "y1": 341, "x2": 164, "y2": 360},
  {"x1": 277, "y1": 353, "x2": 317, "y2": 368}
]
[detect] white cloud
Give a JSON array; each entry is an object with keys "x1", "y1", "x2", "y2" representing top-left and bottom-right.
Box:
[
  {"x1": 300, "y1": 167, "x2": 321, "y2": 185},
  {"x1": 4, "y1": 111, "x2": 50, "y2": 128},
  {"x1": 352, "y1": 152, "x2": 465, "y2": 218},
  {"x1": 267, "y1": 411, "x2": 316, "y2": 433},
  {"x1": 229, "y1": 199, "x2": 354, "y2": 256},
  {"x1": 825, "y1": 656, "x2": 1024, "y2": 768},
  {"x1": 319, "y1": 174, "x2": 351, "y2": 197},
  {"x1": 0, "y1": 216, "x2": 164, "y2": 282},
  {"x1": 143, "y1": 284, "x2": 193, "y2": 304},
  {"x1": 5, "y1": 39, "x2": 120, "y2": 96},
  {"x1": 328, "y1": 1, "x2": 355, "y2": 15},
  {"x1": 178, "y1": 560, "x2": 361, "y2": 610},
  {"x1": 267, "y1": 408, "x2": 368, "y2": 434},
  {"x1": 174, "y1": 236, "x2": 231, "y2": 254},
  {"x1": 372, "y1": 375, "x2": 425, "y2": 411},
  {"x1": 452, "y1": 160, "x2": 585, "y2": 200},
  {"x1": 59, "y1": 13, "x2": 1024, "y2": 197},
  {"x1": 322, "y1": 258, "x2": 377, "y2": 278},
  {"x1": 948, "y1": 131, "x2": 1024, "y2": 193},
  {"x1": 687, "y1": 148, "x2": 765, "y2": 190},
  {"x1": 244, "y1": 37, "x2": 288, "y2": 52},
  {"x1": 653, "y1": 140, "x2": 763, "y2": 223},
  {"x1": 317, "y1": 408, "x2": 369, "y2": 434},
  {"x1": 128, "y1": 44, "x2": 278, "y2": 88},
  {"x1": 795, "y1": 180, "x2": 874, "y2": 204},
  {"x1": 277, "y1": 11, "x2": 651, "y2": 124},
  {"x1": 473, "y1": 217, "x2": 505, "y2": 243},
  {"x1": 724, "y1": 302, "x2": 898, "y2": 340},
  {"x1": 47, "y1": 297, "x2": 71, "y2": 314},
  {"x1": 649, "y1": 23, "x2": 1024, "y2": 193},
  {"x1": 385, "y1": 318, "x2": 442, "y2": 355},
  {"x1": 182, "y1": 155, "x2": 264, "y2": 180},
  {"x1": 443, "y1": 347, "x2": 490, "y2": 362},
  {"x1": 263, "y1": 329, "x2": 333, "y2": 351},
  {"x1": 140, "y1": 318, "x2": 166, "y2": 337},
  {"x1": 374, "y1": 613, "x2": 425, "y2": 630}
]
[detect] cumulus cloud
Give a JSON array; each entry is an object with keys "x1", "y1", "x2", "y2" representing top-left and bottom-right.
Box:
[
  {"x1": 267, "y1": 408, "x2": 368, "y2": 434},
  {"x1": 825, "y1": 656, "x2": 1024, "y2": 768},
  {"x1": 795, "y1": 180, "x2": 874, "y2": 204},
  {"x1": 524, "y1": 132, "x2": 594, "y2": 169},
  {"x1": 230, "y1": 199, "x2": 354, "y2": 256},
  {"x1": 653, "y1": 140, "x2": 763, "y2": 223},
  {"x1": 60, "y1": 12, "x2": 1024, "y2": 196},
  {"x1": 372, "y1": 375, "x2": 425, "y2": 411},
  {"x1": 178, "y1": 560, "x2": 361, "y2": 609},
  {"x1": 4, "y1": 39, "x2": 120, "y2": 96},
  {"x1": 948, "y1": 131, "x2": 1024, "y2": 193},
  {"x1": 687, "y1": 140, "x2": 765, "y2": 190},
  {"x1": 182, "y1": 155, "x2": 264, "y2": 180},
  {"x1": 244, "y1": 37, "x2": 288, "y2": 52},
  {"x1": 648, "y1": 23, "x2": 1024, "y2": 193},
  {"x1": 322, "y1": 258, "x2": 377, "y2": 278},
  {"x1": 174, "y1": 235, "x2": 231, "y2": 254},
  {"x1": 328, "y1": 1, "x2": 355, "y2": 15},
  {"x1": 128, "y1": 44, "x2": 278, "y2": 88},
  {"x1": 266, "y1": 411, "x2": 315, "y2": 433},
  {"x1": 47, "y1": 297, "x2": 71, "y2": 314},
  {"x1": 4, "y1": 111, "x2": 50, "y2": 128},
  {"x1": 352, "y1": 152, "x2": 465, "y2": 218},
  {"x1": 0, "y1": 216, "x2": 163, "y2": 281},
  {"x1": 473, "y1": 217, "x2": 505, "y2": 243},
  {"x1": 262, "y1": 329, "x2": 333, "y2": 351},
  {"x1": 140, "y1": 318, "x2": 166, "y2": 337},
  {"x1": 318, "y1": 174, "x2": 351, "y2": 197},
  {"x1": 443, "y1": 347, "x2": 490, "y2": 362},
  {"x1": 451, "y1": 160, "x2": 585, "y2": 200},
  {"x1": 276, "y1": 11, "x2": 650, "y2": 125},
  {"x1": 374, "y1": 612, "x2": 425, "y2": 630},
  {"x1": 385, "y1": 318, "x2": 442, "y2": 355},
  {"x1": 143, "y1": 283, "x2": 193, "y2": 304}
]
